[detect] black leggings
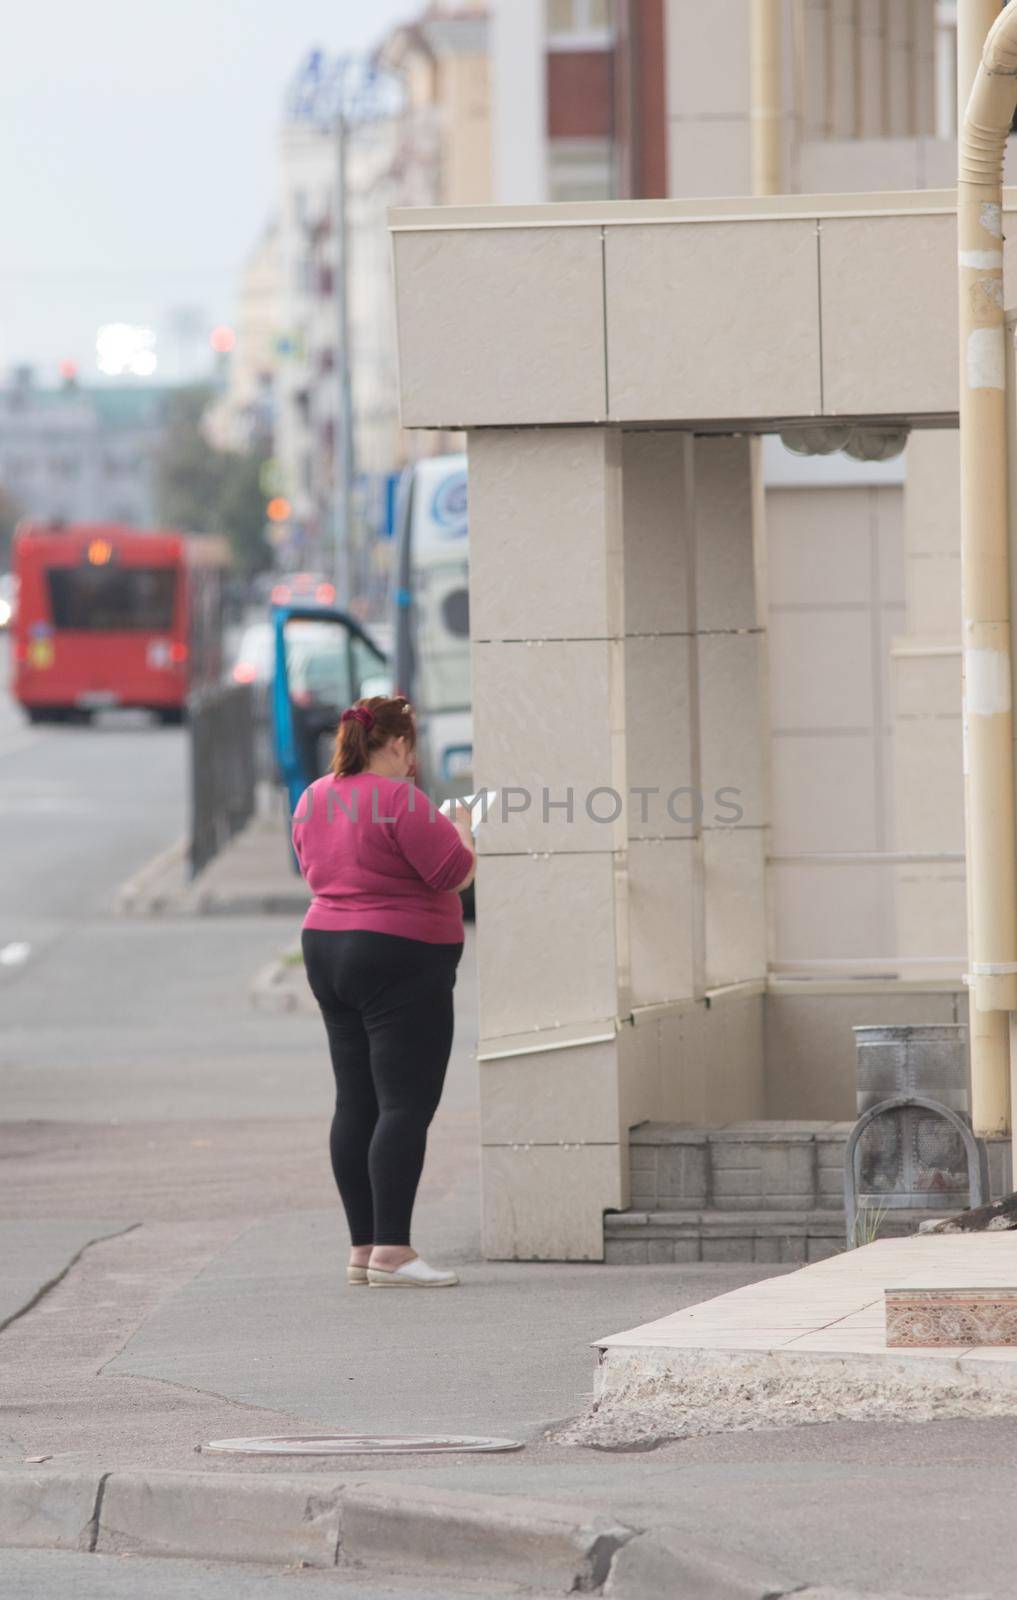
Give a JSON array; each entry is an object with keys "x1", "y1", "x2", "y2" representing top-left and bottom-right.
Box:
[{"x1": 302, "y1": 929, "x2": 462, "y2": 1246}]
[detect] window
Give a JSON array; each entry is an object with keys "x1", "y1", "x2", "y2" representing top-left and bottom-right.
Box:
[
  {"x1": 549, "y1": 139, "x2": 614, "y2": 201},
  {"x1": 548, "y1": 0, "x2": 611, "y2": 43},
  {"x1": 47, "y1": 566, "x2": 177, "y2": 631}
]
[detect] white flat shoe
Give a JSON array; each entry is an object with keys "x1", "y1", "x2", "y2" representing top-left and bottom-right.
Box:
[
  {"x1": 347, "y1": 1265, "x2": 369, "y2": 1286},
  {"x1": 367, "y1": 1258, "x2": 459, "y2": 1288}
]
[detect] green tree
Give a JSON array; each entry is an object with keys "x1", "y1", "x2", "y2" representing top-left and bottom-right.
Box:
[{"x1": 155, "y1": 386, "x2": 271, "y2": 574}]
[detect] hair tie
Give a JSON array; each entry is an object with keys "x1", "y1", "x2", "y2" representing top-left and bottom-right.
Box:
[{"x1": 341, "y1": 706, "x2": 375, "y2": 732}]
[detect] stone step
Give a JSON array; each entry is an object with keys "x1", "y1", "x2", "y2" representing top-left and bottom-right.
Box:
[
  {"x1": 630, "y1": 1120, "x2": 852, "y2": 1215},
  {"x1": 629, "y1": 1120, "x2": 1013, "y2": 1217},
  {"x1": 603, "y1": 1205, "x2": 939, "y2": 1267}
]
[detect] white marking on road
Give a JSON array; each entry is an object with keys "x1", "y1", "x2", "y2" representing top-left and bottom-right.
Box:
[{"x1": 0, "y1": 942, "x2": 31, "y2": 968}]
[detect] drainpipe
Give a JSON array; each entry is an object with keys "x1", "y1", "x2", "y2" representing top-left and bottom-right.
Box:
[
  {"x1": 751, "y1": 0, "x2": 783, "y2": 195},
  {"x1": 959, "y1": 0, "x2": 1017, "y2": 1138}
]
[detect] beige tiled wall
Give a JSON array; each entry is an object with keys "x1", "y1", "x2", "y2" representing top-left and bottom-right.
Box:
[
  {"x1": 765, "y1": 986, "x2": 967, "y2": 1120},
  {"x1": 469, "y1": 426, "x2": 628, "y2": 1258},
  {"x1": 664, "y1": 0, "x2": 939, "y2": 201},
  {"x1": 605, "y1": 222, "x2": 822, "y2": 423},
  {"x1": 767, "y1": 481, "x2": 905, "y2": 972},
  {"x1": 394, "y1": 227, "x2": 606, "y2": 427},
  {"x1": 892, "y1": 430, "x2": 967, "y2": 976},
  {"x1": 470, "y1": 424, "x2": 772, "y2": 1256}
]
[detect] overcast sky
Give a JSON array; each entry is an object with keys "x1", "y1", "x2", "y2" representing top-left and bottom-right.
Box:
[{"x1": 0, "y1": 0, "x2": 414, "y2": 384}]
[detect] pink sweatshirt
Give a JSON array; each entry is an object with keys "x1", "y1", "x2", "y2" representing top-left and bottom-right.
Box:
[{"x1": 292, "y1": 773, "x2": 473, "y2": 945}]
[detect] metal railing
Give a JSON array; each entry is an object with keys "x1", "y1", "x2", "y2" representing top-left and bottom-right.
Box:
[{"x1": 188, "y1": 683, "x2": 256, "y2": 878}]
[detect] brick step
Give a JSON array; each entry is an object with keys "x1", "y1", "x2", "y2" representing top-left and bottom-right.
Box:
[
  {"x1": 603, "y1": 1205, "x2": 941, "y2": 1267},
  {"x1": 629, "y1": 1120, "x2": 1012, "y2": 1218},
  {"x1": 630, "y1": 1120, "x2": 853, "y2": 1216}
]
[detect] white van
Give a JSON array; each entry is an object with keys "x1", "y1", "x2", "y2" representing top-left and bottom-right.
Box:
[{"x1": 392, "y1": 453, "x2": 472, "y2": 807}]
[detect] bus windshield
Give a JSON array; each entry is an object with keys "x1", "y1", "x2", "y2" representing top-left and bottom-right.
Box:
[{"x1": 47, "y1": 566, "x2": 177, "y2": 631}]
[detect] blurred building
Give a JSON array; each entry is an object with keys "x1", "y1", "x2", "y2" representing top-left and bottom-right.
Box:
[
  {"x1": 0, "y1": 369, "x2": 168, "y2": 529},
  {"x1": 206, "y1": 224, "x2": 281, "y2": 454},
  {"x1": 217, "y1": 8, "x2": 492, "y2": 594},
  {"x1": 491, "y1": 0, "x2": 965, "y2": 203}
]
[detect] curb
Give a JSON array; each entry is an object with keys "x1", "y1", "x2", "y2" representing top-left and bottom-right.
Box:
[
  {"x1": 0, "y1": 1469, "x2": 638, "y2": 1591},
  {"x1": 250, "y1": 952, "x2": 316, "y2": 1015},
  {"x1": 115, "y1": 843, "x2": 309, "y2": 920},
  {"x1": 113, "y1": 836, "x2": 188, "y2": 917}
]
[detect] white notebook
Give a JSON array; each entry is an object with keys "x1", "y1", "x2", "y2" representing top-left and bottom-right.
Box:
[{"x1": 438, "y1": 790, "x2": 499, "y2": 834}]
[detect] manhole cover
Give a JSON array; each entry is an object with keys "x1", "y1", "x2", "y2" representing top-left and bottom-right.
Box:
[{"x1": 201, "y1": 1434, "x2": 524, "y2": 1456}]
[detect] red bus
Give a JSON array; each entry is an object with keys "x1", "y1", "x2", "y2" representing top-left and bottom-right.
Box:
[{"x1": 11, "y1": 523, "x2": 229, "y2": 724}]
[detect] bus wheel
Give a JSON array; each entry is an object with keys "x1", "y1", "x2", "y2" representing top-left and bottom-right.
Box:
[{"x1": 26, "y1": 707, "x2": 52, "y2": 725}]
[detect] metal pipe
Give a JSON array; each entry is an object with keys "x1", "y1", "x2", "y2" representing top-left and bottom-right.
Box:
[
  {"x1": 751, "y1": 0, "x2": 784, "y2": 195},
  {"x1": 958, "y1": 0, "x2": 1003, "y2": 133},
  {"x1": 960, "y1": 3, "x2": 1010, "y2": 1141},
  {"x1": 958, "y1": 0, "x2": 1017, "y2": 1137}
]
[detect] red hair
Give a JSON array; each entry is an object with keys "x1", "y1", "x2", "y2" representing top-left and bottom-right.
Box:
[{"x1": 331, "y1": 696, "x2": 415, "y2": 777}]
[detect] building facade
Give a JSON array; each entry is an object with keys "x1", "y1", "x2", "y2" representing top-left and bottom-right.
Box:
[
  {"x1": 0, "y1": 372, "x2": 169, "y2": 531},
  {"x1": 391, "y1": 0, "x2": 1013, "y2": 1259}
]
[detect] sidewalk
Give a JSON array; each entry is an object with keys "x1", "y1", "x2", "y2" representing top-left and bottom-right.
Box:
[{"x1": 114, "y1": 790, "x2": 309, "y2": 918}]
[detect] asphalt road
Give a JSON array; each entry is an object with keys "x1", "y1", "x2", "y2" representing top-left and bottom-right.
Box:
[{"x1": 6, "y1": 646, "x2": 1017, "y2": 1598}]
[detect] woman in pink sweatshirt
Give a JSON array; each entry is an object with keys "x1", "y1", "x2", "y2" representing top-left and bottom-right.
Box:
[{"x1": 292, "y1": 696, "x2": 476, "y2": 1289}]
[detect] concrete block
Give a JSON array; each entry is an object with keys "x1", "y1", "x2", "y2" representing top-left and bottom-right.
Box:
[
  {"x1": 606, "y1": 221, "x2": 821, "y2": 421},
  {"x1": 604, "y1": 1238, "x2": 651, "y2": 1265},
  {"x1": 702, "y1": 829, "x2": 767, "y2": 989},
  {"x1": 779, "y1": 1236, "x2": 808, "y2": 1266},
  {"x1": 657, "y1": 1142, "x2": 708, "y2": 1206},
  {"x1": 694, "y1": 437, "x2": 759, "y2": 634},
  {"x1": 622, "y1": 431, "x2": 692, "y2": 637},
  {"x1": 480, "y1": 1041, "x2": 622, "y2": 1146},
  {"x1": 630, "y1": 1179, "x2": 658, "y2": 1211},
  {"x1": 752, "y1": 1239, "x2": 783, "y2": 1264},
  {"x1": 807, "y1": 1237, "x2": 842, "y2": 1264},
  {"x1": 820, "y1": 213, "x2": 957, "y2": 416},
  {"x1": 394, "y1": 226, "x2": 606, "y2": 427},
  {"x1": 341, "y1": 1481, "x2": 635, "y2": 1591},
  {"x1": 671, "y1": 1239, "x2": 702, "y2": 1264},
  {"x1": 474, "y1": 853, "x2": 619, "y2": 1039},
  {"x1": 469, "y1": 429, "x2": 623, "y2": 643},
  {"x1": 647, "y1": 1241, "x2": 676, "y2": 1265},
  {"x1": 761, "y1": 1141, "x2": 816, "y2": 1200},
  {"x1": 625, "y1": 648, "x2": 696, "y2": 840},
  {"x1": 606, "y1": 1526, "x2": 797, "y2": 1599},
  {"x1": 473, "y1": 638, "x2": 626, "y2": 855},
  {"x1": 0, "y1": 1469, "x2": 102, "y2": 1551},
  {"x1": 95, "y1": 1471, "x2": 343, "y2": 1567},
  {"x1": 481, "y1": 1143, "x2": 623, "y2": 1261},
  {"x1": 701, "y1": 1236, "x2": 755, "y2": 1264},
  {"x1": 629, "y1": 1143, "x2": 657, "y2": 1171}
]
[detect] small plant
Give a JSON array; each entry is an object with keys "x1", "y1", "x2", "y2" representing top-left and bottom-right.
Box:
[{"x1": 850, "y1": 1203, "x2": 889, "y2": 1249}]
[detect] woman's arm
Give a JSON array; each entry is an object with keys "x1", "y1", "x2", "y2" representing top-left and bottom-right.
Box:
[{"x1": 451, "y1": 805, "x2": 477, "y2": 892}]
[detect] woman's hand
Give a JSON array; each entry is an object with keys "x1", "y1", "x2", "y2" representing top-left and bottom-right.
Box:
[{"x1": 452, "y1": 802, "x2": 477, "y2": 891}]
